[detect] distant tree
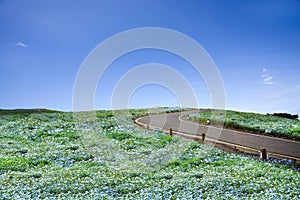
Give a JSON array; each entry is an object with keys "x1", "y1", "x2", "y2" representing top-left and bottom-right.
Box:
[{"x1": 267, "y1": 112, "x2": 299, "y2": 120}]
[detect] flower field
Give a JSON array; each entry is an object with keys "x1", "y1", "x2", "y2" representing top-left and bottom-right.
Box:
[
  {"x1": 0, "y1": 109, "x2": 299, "y2": 199},
  {"x1": 189, "y1": 109, "x2": 300, "y2": 140}
]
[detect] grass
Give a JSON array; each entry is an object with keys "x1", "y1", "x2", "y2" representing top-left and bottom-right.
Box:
[
  {"x1": 0, "y1": 108, "x2": 299, "y2": 199},
  {"x1": 189, "y1": 109, "x2": 300, "y2": 140}
]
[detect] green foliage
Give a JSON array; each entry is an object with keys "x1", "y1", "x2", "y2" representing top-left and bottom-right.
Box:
[
  {"x1": 0, "y1": 157, "x2": 32, "y2": 172},
  {"x1": 106, "y1": 130, "x2": 173, "y2": 152},
  {"x1": 96, "y1": 110, "x2": 113, "y2": 118},
  {"x1": 106, "y1": 131, "x2": 133, "y2": 140},
  {"x1": 0, "y1": 108, "x2": 56, "y2": 115}
]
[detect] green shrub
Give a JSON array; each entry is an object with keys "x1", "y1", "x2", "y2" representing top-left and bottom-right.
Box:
[{"x1": 0, "y1": 157, "x2": 32, "y2": 172}]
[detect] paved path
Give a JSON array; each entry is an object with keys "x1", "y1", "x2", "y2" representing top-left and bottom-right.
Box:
[{"x1": 137, "y1": 110, "x2": 300, "y2": 160}]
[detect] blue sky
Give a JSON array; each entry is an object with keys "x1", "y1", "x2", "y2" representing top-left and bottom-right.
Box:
[{"x1": 1, "y1": 0, "x2": 300, "y2": 114}]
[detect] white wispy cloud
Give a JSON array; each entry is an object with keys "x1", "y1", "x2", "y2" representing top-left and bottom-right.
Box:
[
  {"x1": 15, "y1": 41, "x2": 28, "y2": 48},
  {"x1": 261, "y1": 68, "x2": 274, "y2": 85}
]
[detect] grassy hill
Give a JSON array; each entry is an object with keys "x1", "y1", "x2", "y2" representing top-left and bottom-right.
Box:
[
  {"x1": 0, "y1": 108, "x2": 57, "y2": 115},
  {"x1": 189, "y1": 109, "x2": 300, "y2": 140},
  {"x1": 0, "y1": 108, "x2": 299, "y2": 199}
]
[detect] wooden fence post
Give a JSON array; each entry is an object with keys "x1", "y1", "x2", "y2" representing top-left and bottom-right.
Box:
[
  {"x1": 260, "y1": 148, "x2": 267, "y2": 161},
  {"x1": 169, "y1": 128, "x2": 173, "y2": 136},
  {"x1": 202, "y1": 133, "x2": 206, "y2": 142}
]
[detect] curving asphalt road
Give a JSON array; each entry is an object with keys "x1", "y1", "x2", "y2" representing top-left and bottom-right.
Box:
[{"x1": 137, "y1": 110, "x2": 300, "y2": 161}]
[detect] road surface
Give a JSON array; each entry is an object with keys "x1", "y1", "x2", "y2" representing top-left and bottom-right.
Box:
[{"x1": 136, "y1": 110, "x2": 300, "y2": 161}]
